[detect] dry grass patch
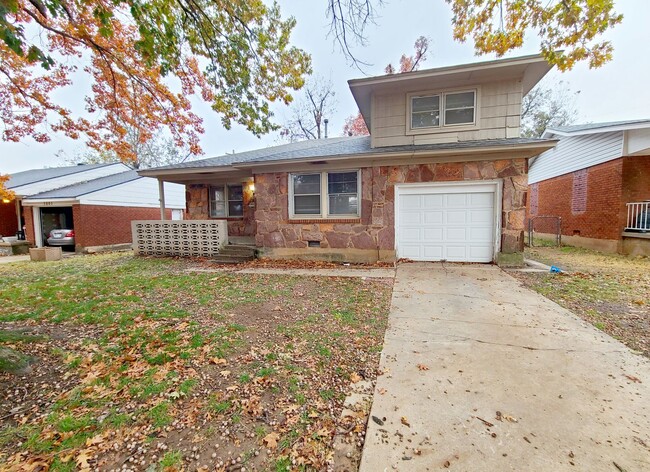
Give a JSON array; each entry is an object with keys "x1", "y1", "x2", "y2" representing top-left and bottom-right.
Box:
[
  {"x1": 0, "y1": 253, "x2": 392, "y2": 471},
  {"x1": 513, "y1": 246, "x2": 650, "y2": 356}
]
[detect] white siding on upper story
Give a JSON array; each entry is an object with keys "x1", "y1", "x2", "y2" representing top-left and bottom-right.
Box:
[
  {"x1": 626, "y1": 128, "x2": 650, "y2": 155},
  {"x1": 529, "y1": 132, "x2": 624, "y2": 184},
  {"x1": 370, "y1": 79, "x2": 523, "y2": 148},
  {"x1": 11, "y1": 164, "x2": 130, "y2": 197},
  {"x1": 79, "y1": 177, "x2": 185, "y2": 209}
]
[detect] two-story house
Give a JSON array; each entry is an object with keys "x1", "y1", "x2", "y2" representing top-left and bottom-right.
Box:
[{"x1": 140, "y1": 54, "x2": 557, "y2": 264}]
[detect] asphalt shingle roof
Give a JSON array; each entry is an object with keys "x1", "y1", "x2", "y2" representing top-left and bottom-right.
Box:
[
  {"x1": 549, "y1": 119, "x2": 650, "y2": 134},
  {"x1": 7, "y1": 164, "x2": 114, "y2": 189},
  {"x1": 148, "y1": 136, "x2": 553, "y2": 171},
  {"x1": 24, "y1": 171, "x2": 141, "y2": 199}
]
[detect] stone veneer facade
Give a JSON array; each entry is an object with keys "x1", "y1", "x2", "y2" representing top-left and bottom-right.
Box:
[
  {"x1": 185, "y1": 183, "x2": 256, "y2": 237},
  {"x1": 253, "y1": 159, "x2": 528, "y2": 261}
]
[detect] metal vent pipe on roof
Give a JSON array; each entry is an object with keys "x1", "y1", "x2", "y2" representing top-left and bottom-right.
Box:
[{"x1": 324, "y1": 119, "x2": 329, "y2": 139}]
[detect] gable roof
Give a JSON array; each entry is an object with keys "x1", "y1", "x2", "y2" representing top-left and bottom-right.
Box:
[
  {"x1": 24, "y1": 171, "x2": 141, "y2": 200},
  {"x1": 349, "y1": 54, "x2": 553, "y2": 130},
  {"x1": 7, "y1": 164, "x2": 116, "y2": 189},
  {"x1": 544, "y1": 119, "x2": 650, "y2": 137}
]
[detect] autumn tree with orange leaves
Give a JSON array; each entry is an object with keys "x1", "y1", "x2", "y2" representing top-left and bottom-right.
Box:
[{"x1": 0, "y1": 0, "x2": 311, "y2": 189}]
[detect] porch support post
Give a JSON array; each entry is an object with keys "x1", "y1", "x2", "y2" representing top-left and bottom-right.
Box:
[
  {"x1": 158, "y1": 179, "x2": 166, "y2": 220},
  {"x1": 15, "y1": 198, "x2": 21, "y2": 233}
]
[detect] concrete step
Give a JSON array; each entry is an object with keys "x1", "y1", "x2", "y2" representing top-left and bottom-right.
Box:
[
  {"x1": 220, "y1": 245, "x2": 256, "y2": 256},
  {"x1": 211, "y1": 253, "x2": 254, "y2": 264}
]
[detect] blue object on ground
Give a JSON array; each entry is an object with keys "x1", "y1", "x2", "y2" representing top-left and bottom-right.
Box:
[{"x1": 550, "y1": 265, "x2": 562, "y2": 273}]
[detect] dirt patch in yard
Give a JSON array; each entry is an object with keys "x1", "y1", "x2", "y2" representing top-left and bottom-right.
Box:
[
  {"x1": 0, "y1": 253, "x2": 393, "y2": 471},
  {"x1": 513, "y1": 246, "x2": 650, "y2": 357}
]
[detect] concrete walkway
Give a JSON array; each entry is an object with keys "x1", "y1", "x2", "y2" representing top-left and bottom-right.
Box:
[
  {"x1": 187, "y1": 267, "x2": 395, "y2": 279},
  {"x1": 0, "y1": 255, "x2": 29, "y2": 264},
  {"x1": 360, "y1": 263, "x2": 650, "y2": 472}
]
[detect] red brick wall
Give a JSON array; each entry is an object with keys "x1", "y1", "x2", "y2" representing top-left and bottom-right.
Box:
[
  {"x1": 622, "y1": 155, "x2": 650, "y2": 205},
  {"x1": 74, "y1": 204, "x2": 172, "y2": 248},
  {"x1": 23, "y1": 206, "x2": 34, "y2": 243},
  {"x1": 0, "y1": 200, "x2": 17, "y2": 237},
  {"x1": 531, "y1": 158, "x2": 625, "y2": 240}
]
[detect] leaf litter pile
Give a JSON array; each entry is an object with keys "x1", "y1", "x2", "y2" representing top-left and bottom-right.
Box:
[{"x1": 0, "y1": 253, "x2": 392, "y2": 471}]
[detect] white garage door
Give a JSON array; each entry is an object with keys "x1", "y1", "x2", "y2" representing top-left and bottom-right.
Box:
[{"x1": 396, "y1": 183, "x2": 497, "y2": 263}]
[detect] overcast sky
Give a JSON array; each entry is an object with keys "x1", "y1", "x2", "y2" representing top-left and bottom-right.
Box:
[{"x1": 2, "y1": 0, "x2": 648, "y2": 174}]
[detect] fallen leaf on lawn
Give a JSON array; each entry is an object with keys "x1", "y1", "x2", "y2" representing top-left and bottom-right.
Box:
[
  {"x1": 401, "y1": 416, "x2": 411, "y2": 427},
  {"x1": 219, "y1": 370, "x2": 231, "y2": 378},
  {"x1": 263, "y1": 432, "x2": 280, "y2": 449},
  {"x1": 85, "y1": 434, "x2": 103, "y2": 447},
  {"x1": 76, "y1": 451, "x2": 91, "y2": 471},
  {"x1": 315, "y1": 427, "x2": 330, "y2": 437},
  {"x1": 624, "y1": 374, "x2": 641, "y2": 383},
  {"x1": 350, "y1": 372, "x2": 362, "y2": 383},
  {"x1": 417, "y1": 364, "x2": 429, "y2": 371},
  {"x1": 210, "y1": 358, "x2": 227, "y2": 365}
]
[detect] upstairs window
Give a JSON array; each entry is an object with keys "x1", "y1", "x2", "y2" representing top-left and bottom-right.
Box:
[
  {"x1": 210, "y1": 184, "x2": 244, "y2": 217},
  {"x1": 445, "y1": 91, "x2": 476, "y2": 125},
  {"x1": 411, "y1": 95, "x2": 440, "y2": 129},
  {"x1": 409, "y1": 89, "x2": 477, "y2": 131}
]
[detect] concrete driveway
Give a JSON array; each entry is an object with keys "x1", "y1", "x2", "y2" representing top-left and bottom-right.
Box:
[{"x1": 360, "y1": 263, "x2": 650, "y2": 471}]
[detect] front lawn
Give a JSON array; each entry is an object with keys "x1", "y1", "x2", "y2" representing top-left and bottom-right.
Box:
[
  {"x1": 0, "y1": 253, "x2": 392, "y2": 471},
  {"x1": 513, "y1": 246, "x2": 650, "y2": 357}
]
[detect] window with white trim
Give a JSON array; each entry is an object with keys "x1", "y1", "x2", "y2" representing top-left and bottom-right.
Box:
[
  {"x1": 409, "y1": 89, "x2": 476, "y2": 130},
  {"x1": 210, "y1": 184, "x2": 243, "y2": 217},
  {"x1": 290, "y1": 171, "x2": 360, "y2": 218}
]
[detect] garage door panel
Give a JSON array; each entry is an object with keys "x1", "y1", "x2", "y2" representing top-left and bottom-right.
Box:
[
  {"x1": 400, "y1": 194, "x2": 421, "y2": 209},
  {"x1": 423, "y1": 228, "x2": 444, "y2": 240},
  {"x1": 470, "y1": 209, "x2": 492, "y2": 223},
  {"x1": 400, "y1": 245, "x2": 422, "y2": 259},
  {"x1": 401, "y1": 227, "x2": 422, "y2": 241},
  {"x1": 423, "y1": 211, "x2": 443, "y2": 224},
  {"x1": 447, "y1": 227, "x2": 467, "y2": 240},
  {"x1": 446, "y1": 193, "x2": 469, "y2": 207},
  {"x1": 400, "y1": 212, "x2": 422, "y2": 225},
  {"x1": 470, "y1": 193, "x2": 493, "y2": 205},
  {"x1": 446, "y1": 210, "x2": 468, "y2": 224},
  {"x1": 470, "y1": 246, "x2": 493, "y2": 259},
  {"x1": 445, "y1": 246, "x2": 467, "y2": 260},
  {"x1": 470, "y1": 227, "x2": 493, "y2": 241},
  {"x1": 423, "y1": 194, "x2": 444, "y2": 207},
  {"x1": 423, "y1": 246, "x2": 444, "y2": 259},
  {"x1": 397, "y1": 187, "x2": 495, "y2": 263}
]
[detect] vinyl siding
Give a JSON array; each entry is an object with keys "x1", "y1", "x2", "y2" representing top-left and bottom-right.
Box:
[
  {"x1": 79, "y1": 177, "x2": 185, "y2": 209},
  {"x1": 370, "y1": 79, "x2": 522, "y2": 148},
  {"x1": 10, "y1": 164, "x2": 130, "y2": 197},
  {"x1": 529, "y1": 132, "x2": 624, "y2": 184}
]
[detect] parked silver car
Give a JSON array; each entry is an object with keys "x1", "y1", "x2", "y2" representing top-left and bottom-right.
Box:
[{"x1": 47, "y1": 229, "x2": 75, "y2": 247}]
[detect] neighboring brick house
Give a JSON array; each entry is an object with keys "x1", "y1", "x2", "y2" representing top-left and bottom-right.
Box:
[
  {"x1": 2, "y1": 164, "x2": 185, "y2": 252},
  {"x1": 141, "y1": 54, "x2": 558, "y2": 265},
  {"x1": 528, "y1": 120, "x2": 650, "y2": 256}
]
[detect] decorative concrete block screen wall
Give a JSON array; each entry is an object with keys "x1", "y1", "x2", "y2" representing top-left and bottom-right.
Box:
[{"x1": 131, "y1": 220, "x2": 228, "y2": 257}]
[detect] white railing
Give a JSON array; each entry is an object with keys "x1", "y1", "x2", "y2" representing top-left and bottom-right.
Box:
[
  {"x1": 626, "y1": 202, "x2": 650, "y2": 231},
  {"x1": 132, "y1": 220, "x2": 228, "y2": 257}
]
